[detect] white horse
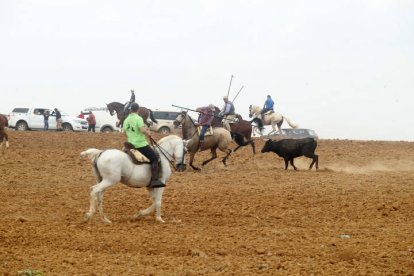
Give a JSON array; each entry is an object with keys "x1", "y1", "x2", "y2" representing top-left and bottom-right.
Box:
[
  {"x1": 80, "y1": 135, "x2": 187, "y2": 224},
  {"x1": 248, "y1": 105, "x2": 298, "y2": 133}
]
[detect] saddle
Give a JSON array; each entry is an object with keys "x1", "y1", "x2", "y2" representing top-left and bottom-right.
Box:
[
  {"x1": 196, "y1": 126, "x2": 214, "y2": 136},
  {"x1": 123, "y1": 142, "x2": 150, "y2": 164},
  {"x1": 122, "y1": 142, "x2": 163, "y2": 180}
]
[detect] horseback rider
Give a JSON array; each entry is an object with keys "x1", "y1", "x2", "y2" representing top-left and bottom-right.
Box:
[
  {"x1": 123, "y1": 89, "x2": 136, "y2": 116},
  {"x1": 123, "y1": 102, "x2": 165, "y2": 188},
  {"x1": 218, "y1": 96, "x2": 236, "y2": 132},
  {"x1": 196, "y1": 104, "x2": 216, "y2": 149},
  {"x1": 260, "y1": 95, "x2": 274, "y2": 118}
]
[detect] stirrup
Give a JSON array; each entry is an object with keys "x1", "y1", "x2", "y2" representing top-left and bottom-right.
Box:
[{"x1": 148, "y1": 179, "x2": 165, "y2": 188}]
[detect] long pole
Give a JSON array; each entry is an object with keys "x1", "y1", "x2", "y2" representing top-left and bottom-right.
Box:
[
  {"x1": 171, "y1": 104, "x2": 257, "y2": 126},
  {"x1": 232, "y1": 85, "x2": 244, "y2": 103},
  {"x1": 226, "y1": 75, "x2": 234, "y2": 98}
]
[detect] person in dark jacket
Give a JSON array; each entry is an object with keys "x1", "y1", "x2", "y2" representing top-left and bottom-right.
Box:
[
  {"x1": 54, "y1": 108, "x2": 63, "y2": 131},
  {"x1": 124, "y1": 89, "x2": 136, "y2": 115},
  {"x1": 196, "y1": 104, "x2": 216, "y2": 149}
]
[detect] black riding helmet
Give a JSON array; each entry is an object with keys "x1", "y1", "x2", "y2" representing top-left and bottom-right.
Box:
[{"x1": 130, "y1": 102, "x2": 139, "y2": 111}]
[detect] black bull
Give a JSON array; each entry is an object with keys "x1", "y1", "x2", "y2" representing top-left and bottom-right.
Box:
[{"x1": 261, "y1": 138, "x2": 319, "y2": 170}]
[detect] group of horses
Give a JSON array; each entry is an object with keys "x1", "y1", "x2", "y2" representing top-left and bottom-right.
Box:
[{"x1": 81, "y1": 101, "x2": 298, "y2": 224}]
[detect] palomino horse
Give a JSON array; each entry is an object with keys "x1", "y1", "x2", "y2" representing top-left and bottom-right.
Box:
[
  {"x1": 0, "y1": 114, "x2": 9, "y2": 153},
  {"x1": 106, "y1": 101, "x2": 157, "y2": 128},
  {"x1": 210, "y1": 107, "x2": 259, "y2": 154},
  {"x1": 249, "y1": 105, "x2": 298, "y2": 133},
  {"x1": 81, "y1": 135, "x2": 187, "y2": 224},
  {"x1": 173, "y1": 111, "x2": 233, "y2": 170}
]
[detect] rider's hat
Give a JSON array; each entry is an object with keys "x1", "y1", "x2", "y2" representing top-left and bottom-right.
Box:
[
  {"x1": 223, "y1": 96, "x2": 228, "y2": 100},
  {"x1": 130, "y1": 102, "x2": 139, "y2": 111},
  {"x1": 208, "y1": 104, "x2": 215, "y2": 111}
]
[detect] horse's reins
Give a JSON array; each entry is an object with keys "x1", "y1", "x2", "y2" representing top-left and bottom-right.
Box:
[{"x1": 150, "y1": 137, "x2": 185, "y2": 171}]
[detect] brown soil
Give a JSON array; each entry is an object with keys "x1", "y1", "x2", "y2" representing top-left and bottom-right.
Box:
[{"x1": 0, "y1": 131, "x2": 413, "y2": 275}]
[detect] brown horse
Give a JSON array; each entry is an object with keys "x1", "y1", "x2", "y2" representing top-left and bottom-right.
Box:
[
  {"x1": 0, "y1": 114, "x2": 9, "y2": 152},
  {"x1": 210, "y1": 107, "x2": 261, "y2": 154},
  {"x1": 173, "y1": 111, "x2": 233, "y2": 170},
  {"x1": 106, "y1": 102, "x2": 157, "y2": 128}
]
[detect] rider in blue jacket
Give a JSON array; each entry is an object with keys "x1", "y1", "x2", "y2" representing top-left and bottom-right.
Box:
[{"x1": 261, "y1": 95, "x2": 274, "y2": 115}]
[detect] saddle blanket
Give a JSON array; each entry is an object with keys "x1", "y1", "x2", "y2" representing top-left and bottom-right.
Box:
[
  {"x1": 130, "y1": 149, "x2": 150, "y2": 163},
  {"x1": 197, "y1": 126, "x2": 214, "y2": 136}
]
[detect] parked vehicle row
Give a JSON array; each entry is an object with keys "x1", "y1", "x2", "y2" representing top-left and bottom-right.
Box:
[{"x1": 8, "y1": 107, "x2": 88, "y2": 131}]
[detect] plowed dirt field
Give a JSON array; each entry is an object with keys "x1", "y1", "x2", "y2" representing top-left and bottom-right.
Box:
[{"x1": 1, "y1": 131, "x2": 413, "y2": 275}]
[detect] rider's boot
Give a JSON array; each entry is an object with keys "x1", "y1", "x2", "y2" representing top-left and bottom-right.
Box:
[{"x1": 148, "y1": 162, "x2": 165, "y2": 188}]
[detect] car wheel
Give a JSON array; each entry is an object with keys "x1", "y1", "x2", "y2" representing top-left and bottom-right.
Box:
[
  {"x1": 62, "y1": 123, "x2": 73, "y2": 131},
  {"x1": 158, "y1": 126, "x2": 170, "y2": 134},
  {"x1": 16, "y1": 121, "x2": 28, "y2": 131},
  {"x1": 101, "y1": 126, "x2": 113, "y2": 133}
]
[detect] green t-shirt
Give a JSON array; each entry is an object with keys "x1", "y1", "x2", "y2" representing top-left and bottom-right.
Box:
[{"x1": 123, "y1": 113, "x2": 148, "y2": 148}]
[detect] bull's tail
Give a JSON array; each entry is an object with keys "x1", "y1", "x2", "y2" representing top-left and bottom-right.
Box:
[
  {"x1": 283, "y1": 116, "x2": 298, "y2": 128},
  {"x1": 148, "y1": 109, "x2": 158, "y2": 124}
]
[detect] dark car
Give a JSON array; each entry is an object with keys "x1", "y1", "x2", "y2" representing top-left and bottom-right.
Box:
[{"x1": 261, "y1": 128, "x2": 319, "y2": 140}]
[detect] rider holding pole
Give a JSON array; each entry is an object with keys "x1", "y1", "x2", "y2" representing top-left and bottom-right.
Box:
[
  {"x1": 218, "y1": 96, "x2": 236, "y2": 132},
  {"x1": 196, "y1": 104, "x2": 216, "y2": 150}
]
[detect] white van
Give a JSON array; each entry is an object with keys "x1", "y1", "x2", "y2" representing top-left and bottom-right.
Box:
[{"x1": 82, "y1": 107, "x2": 120, "y2": 132}]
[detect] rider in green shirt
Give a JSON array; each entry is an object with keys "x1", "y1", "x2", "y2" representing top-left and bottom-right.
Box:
[{"x1": 123, "y1": 103, "x2": 165, "y2": 188}]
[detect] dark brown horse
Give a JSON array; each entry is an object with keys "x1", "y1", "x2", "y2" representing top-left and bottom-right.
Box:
[
  {"x1": 106, "y1": 102, "x2": 157, "y2": 128},
  {"x1": 0, "y1": 114, "x2": 9, "y2": 152},
  {"x1": 210, "y1": 107, "x2": 261, "y2": 154}
]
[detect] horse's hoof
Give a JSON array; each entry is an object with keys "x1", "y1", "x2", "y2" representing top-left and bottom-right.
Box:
[
  {"x1": 133, "y1": 211, "x2": 145, "y2": 218},
  {"x1": 84, "y1": 213, "x2": 91, "y2": 222},
  {"x1": 156, "y1": 217, "x2": 165, "y2": 223}
]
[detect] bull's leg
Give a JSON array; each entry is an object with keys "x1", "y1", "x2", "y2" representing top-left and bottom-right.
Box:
[
  {"x1": 136, "y1": 188, "x2": 165, "y2": 223},
  {"x1": 284, "y1": 158, "x2": 289, "y2": 170},
  {"x1": 308, "y1": 154, "x2": 319, "y2": 170},
  {"x1": 202, "y1": 148, "x2": 218, "y2": 166},
  {"x1": 290, "y1": 158, "x2": 298, "y2": 170}
]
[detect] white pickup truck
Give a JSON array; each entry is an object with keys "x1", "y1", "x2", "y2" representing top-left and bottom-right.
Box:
[{"x1": 8, "y1": 107, "x2": 88, "y2": 131}]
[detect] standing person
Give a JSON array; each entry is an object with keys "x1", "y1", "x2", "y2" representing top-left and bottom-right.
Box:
[
  {"x1": 123, "y1": 89, "x2": 136, "y2": 115},
  {"x1": 261, "y1": 95, "x2": 274, "y2": 116},
  {"x1": 54, "y1": 108, "x2": 63, "y2": 131},
  {"x1": 123, "y1": 102, "x2": 164, "y2": 188},
  {"x1": 43, "y1": 110, "x2": 50, "y2": 131},
  {"x1": 195, "y1": 104, "x2": 216, "y2": 149},
  {"x1": 87, "y1": 111, "x2": 96, "y2": 132},
  {"x1": 218, "y1": 96, "x2": 236, "y2": 131},
  {"x1": 78, "y1": 111, "x2": 85, "y2": 119}
]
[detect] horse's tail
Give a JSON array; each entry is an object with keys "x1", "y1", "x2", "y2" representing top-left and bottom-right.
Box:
[
  {"x1": 250, "y1": 117, "x2": 264, "y2": 129},
  {"x1": 283, "y1": 116, "x2": 298, "y2": 128},
  {"x1": 148, "y1": 109, "x2": 158, "y2": 124},
  {"x1": 80, "y1": 148, "x2": 103, "y2": 160},
  {"x1": 230, "y1": 131, "x2": 245, "y2": 146}
]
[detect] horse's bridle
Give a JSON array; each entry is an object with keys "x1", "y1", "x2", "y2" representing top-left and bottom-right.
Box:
[
  {"x1": 175, "y1": 113, "x2": 198, "y2": 140},
  {"x1": 150, "y1": 137, "x2": 187, "y2": 172}
]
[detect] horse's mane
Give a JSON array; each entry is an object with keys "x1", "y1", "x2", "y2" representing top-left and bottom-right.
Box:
[{"x1": 158, "y1": 135, "x2": 181, "y2": 144}]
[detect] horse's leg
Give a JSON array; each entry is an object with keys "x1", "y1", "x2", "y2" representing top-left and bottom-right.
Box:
[
  {"x1": 307, "y1": 154, "x2": 319, "y2": 170},
  {"x1": 250, "y1": 140, "x2": 256, "y2": 154},
  {"x1": 221, "y1": 148, "x2": 232, "y2": 166},
  {"x1": 134, "y1": 188, "x2": 165, "y2": 223},
  {"x1": 84, "y1": 179, "x2": 114, "y2": 224},
  {"x1": 189, "y1": 152, "x2": 200, "y2": 170},
  {"x1": 202, "y1": 148, "x2": 218, "y2": 166}
]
